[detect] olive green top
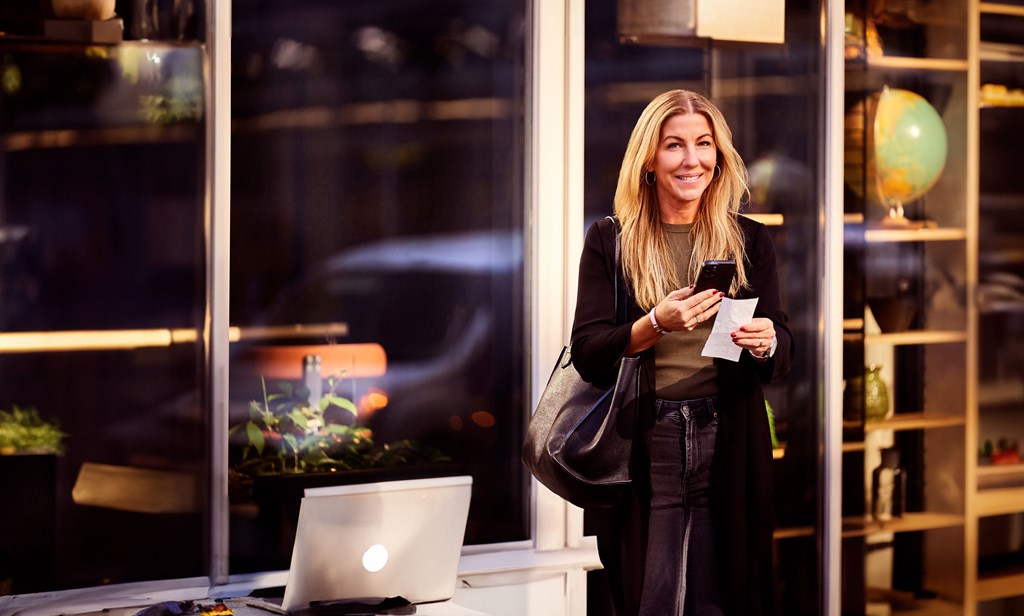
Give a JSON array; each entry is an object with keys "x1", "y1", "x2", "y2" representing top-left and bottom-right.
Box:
[{"x1": 654, "y1": 223, "x2": 718, "y2": 400}]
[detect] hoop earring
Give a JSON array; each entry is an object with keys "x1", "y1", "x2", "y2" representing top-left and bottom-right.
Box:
[
  {"x1": 712, "y1": 165, "x2": 721, "y2": 181},
  {"x1": 644, "y1": 170, "x2": 656, "y2": 186}
]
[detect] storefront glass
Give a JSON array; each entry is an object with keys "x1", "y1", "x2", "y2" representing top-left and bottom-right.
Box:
[
  {"x1": 0, "y1": 42, "x2": 209, "y2": 591},
  {"x1": 228, "y1": 0, "x2": 529, "y2": 573}
]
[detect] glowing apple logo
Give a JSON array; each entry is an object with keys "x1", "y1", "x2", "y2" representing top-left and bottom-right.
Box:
[{"x1": 362, "y1": 544, "x2": 389, "y2": 573}]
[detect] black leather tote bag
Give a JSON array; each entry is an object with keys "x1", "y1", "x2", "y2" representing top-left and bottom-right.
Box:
[{"x1": 522, "y1": 218, "x2": 639, "y2": 508}]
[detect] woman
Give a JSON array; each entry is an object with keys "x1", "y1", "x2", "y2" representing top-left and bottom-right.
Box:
[{"x1": 572, "y1": 90, "x2": 792, "y2": 615}]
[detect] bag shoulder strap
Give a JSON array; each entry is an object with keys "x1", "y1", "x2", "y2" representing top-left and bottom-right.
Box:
[{"x1": 605, "y1": 215, "x2": 627, "y2": 326}]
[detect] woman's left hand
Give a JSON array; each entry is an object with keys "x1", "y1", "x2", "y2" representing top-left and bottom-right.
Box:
[{"x1": 731, "y1": 317, "x2": 775, "y2": 356}]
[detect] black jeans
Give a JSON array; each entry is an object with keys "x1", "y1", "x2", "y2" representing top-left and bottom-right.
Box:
[{"x1": 639, "y1": 397, "x2": 723, "y2": 616}]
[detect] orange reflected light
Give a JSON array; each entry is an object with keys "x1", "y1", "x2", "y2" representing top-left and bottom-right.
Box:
[
  {"x1": 358, "y1": 388, "x2": 389, "y2": 420},
  {"x1": 470, "y1": 411, "x2": 496, "y2": 429},
  {"x1": 243, "y1": 343, "x2": 387, "y2": 379}
]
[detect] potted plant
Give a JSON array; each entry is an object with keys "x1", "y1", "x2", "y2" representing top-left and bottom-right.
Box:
[
  {"x1": 229, "y1": 373, "x2": 449, "y2": 482},
  {"x1": 228, "y1": 374, "x2": 454, "y2": 570},
  {"x1": 0, "y1": 406, "x2": 67, "y2": 455},
  {"x1": 0, "y1": 406, "x2": 66, "y2": 593}
]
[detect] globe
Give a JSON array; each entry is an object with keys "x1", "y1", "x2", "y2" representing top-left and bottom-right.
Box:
[{"x1": 844, "y1": 87, "x2": 948, "y2": 216}]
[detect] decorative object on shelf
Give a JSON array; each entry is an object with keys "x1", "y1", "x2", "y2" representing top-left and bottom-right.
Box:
[
  {"x1": 131, "y1": 0, "x2": 198, "y2": 41},
  {"x1": 863, "y1": 364, "x2": 890, "y2": 422},
  {"x1": 844, "y1": 6, "x2": 884, "y2": 59},
  {"x1": 979, "y1": 438, "x2": 1022, "y2": 466},
  {"x1": 844, "y1": 86, "x2": 948, "y2": 228},
  {"x1": 45, "y1": 0, "x2": 122, "y2": 43},
  {"x1": 980, "y1": 83, "x2": 1024, "y2": 108},
  {"x1": 50, "y1": 0, "x2": 114, "y2": 20},
  {"x1": 0, "y1": 406, "x2": 66, "y2": 455},
  {"x1": 871, "y1": 446, "x2": 906, "y2": 522},
  {"x1": 867, "y1": 276, "x2": 917, "y2": 333}
]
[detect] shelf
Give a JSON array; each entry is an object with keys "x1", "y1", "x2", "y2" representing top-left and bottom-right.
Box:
[
  {"x1": 978, "y1": 463, "x2": 1024, "y2": 490},
  {"x1": 864, "y1": 413, "x2": 966, "y2": 432},
  {"x1": 978, "y1": 463, "x2": 1024, "y2": 480},
  {"x1": 980, "y1": 2, "x2": 1024, "y2": 17},
  {"x1": 841, "y1": 512, "x2": 964, "y2": 538},
  {"x1": 977, "y1": 567, "x2": 1024, "y2": 602},
  {"x1": 864, "y1": 227, "x2": 968, "y2": 243},
  {"x1": 844, "y1": 318, "x2": 864, "y2": 331},
  {"x1": 979, "y1": 300, "x2": 1024, "y2": 313},
  {"x1": 843, "y1": 441, "x2": 866, "y2": 452},
  {"x1": 977, "y1": 487, "x2": 1024, "y2": 517},
  {"x1": 885, "y1": 598, "x2": 967, "y2": 615},
  {"x1": 772, "y1": 446, "x2": 785, "y2": 460},
  {"x1": 979, "y1": 42, "x2": 1024, "y2": 63},
  {"x1": 744, "y1": 213, "x2": 784, "y2": 226},
  {"x1": 864, "y1": 330, "x2": 967, "y2": 346},
  {"x1": 3, "y1": 125, "x2": 202, "y2": 152},
  {"x1": 848, "y1": 56, "x2": 970, "y2": 72},
  {"x1": 979, "y1": 193, "x2": 1024, "y2": 211},
  {"x1": 0, "y1": 35, "x2": 203, "y2": 53},
  {"x1": 978, "y1": 382, "x2": 1024, "y2": 407},
  {"x1": 0, "y1": 323, "x2": 350, "y2": 353},
  {"x1": 774, "y1": 525, "x2": 814, "y2": 540},
  {"x1": 979, "y1": 248, "x2": 1024, "y2": 266}
]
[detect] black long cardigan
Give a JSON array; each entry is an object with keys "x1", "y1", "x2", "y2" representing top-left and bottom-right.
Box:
[{"x1": 570, "y1": 215, "x2": 793, "y2": 616}]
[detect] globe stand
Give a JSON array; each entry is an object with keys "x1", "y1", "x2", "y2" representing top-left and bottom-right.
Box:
[{"x1": 870, "y1": 201, "x2": 936, "y2": 230}]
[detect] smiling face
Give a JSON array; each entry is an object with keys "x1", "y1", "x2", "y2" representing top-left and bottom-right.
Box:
[{"x1": 650, "y1": 112, "x2": 718, "y2": 223}]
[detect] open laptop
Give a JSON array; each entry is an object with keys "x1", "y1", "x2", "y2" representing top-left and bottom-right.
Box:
[{"x1": 279, "y1": 475, "x2": 473, "y2": 613}]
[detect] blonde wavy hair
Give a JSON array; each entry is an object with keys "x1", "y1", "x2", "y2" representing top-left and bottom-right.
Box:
[{"x1": 614, "y1": 89, "x2": 750, "y2": 310}]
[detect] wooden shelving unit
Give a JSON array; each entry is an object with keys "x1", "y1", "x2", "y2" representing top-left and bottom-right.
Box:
[
  {"x1": 973, "y1": 1, "x2": 1024, "y2": 610},
  {"x1": 843, "y1": 0, "x2": 974, "y2": 611}
]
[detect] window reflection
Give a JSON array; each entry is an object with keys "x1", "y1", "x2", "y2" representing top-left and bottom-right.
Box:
[
  {"x1": 229, "y1": 0, "x2": 528, "y2": 572},
  {"x1": 0, "y1": 44, "x2": 207, "y2": 593}
]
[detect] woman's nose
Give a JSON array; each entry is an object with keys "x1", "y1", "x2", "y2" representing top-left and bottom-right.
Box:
[{"x1": 681, "y1": 145, "x2": 699, "y2": 165}]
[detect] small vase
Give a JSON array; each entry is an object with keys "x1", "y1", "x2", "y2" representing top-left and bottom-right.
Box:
[{"x1": 864, "y1": 364, "x2": 889, "y2": 422}]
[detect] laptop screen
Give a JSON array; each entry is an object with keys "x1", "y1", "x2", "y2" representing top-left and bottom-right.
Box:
[{"x1": 280, "y1": 475, "x2": 473, "y2": 612}]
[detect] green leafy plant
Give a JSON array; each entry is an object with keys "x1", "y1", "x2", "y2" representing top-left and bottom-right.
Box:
[
  {"x1": 0, "y1": 406, "x2": 67, "y2": 455},
  {"x1": 766, "y1": 399, "x2": 779, "y2": 450},
  {"x1": 229, "y1": 374, "x2": 448, "y2": 478}
]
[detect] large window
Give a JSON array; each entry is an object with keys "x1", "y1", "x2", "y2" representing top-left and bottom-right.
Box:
[
  {"x1": 228, "y1": 0, "x2": 529, "y2": 573},
  {"x1": 0, "y1": 43, "x2": 208, "y2": 592}
]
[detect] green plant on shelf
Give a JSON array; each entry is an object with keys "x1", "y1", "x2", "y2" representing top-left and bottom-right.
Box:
[
  {"x1": 229, "y1": 373, "x2": 448, "y2": 479},
  {"x1": 0, "y1": 406, "x2": 67, "y2": 455}
]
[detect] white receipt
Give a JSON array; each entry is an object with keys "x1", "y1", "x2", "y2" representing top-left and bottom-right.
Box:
[{"x1": 701, "y1": 297, "x2": 759, "y2": 362}]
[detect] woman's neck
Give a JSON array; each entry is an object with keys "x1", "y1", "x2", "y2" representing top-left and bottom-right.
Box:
[{"x1": 659, "y1": 202, "x2": 698, "y2": 225}]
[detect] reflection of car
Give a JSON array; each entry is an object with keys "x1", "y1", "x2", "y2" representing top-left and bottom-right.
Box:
[
  {"x1": 232, "y1": 230, "x2": 526, "y2": 544},
  {"x1": 247, "y1": 231, "x2": 522, "y2": 436}
]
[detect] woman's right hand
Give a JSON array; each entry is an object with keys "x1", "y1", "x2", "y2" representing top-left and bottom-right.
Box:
[
  {"x1": 628, "y1": 286, "x2": 725, "y2": 355},
  {"x1": 655, "y1": 286, "x2": 725, "y2": 332}
]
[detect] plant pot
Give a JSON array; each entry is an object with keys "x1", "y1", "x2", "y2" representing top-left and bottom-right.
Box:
[{"x1": 0, "y1": 453, "x2": 57, "y2": 594}]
